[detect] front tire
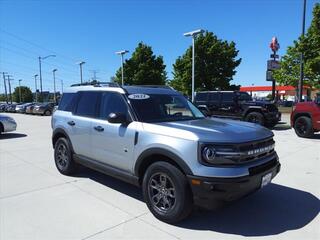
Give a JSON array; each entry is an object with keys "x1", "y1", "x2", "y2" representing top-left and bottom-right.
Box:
[
  {"x1": 294, "y1": 116, "x2": 314, "y2": 138},
  {"x1": 142, "y1": 162, "x2": 193, "y2": 223},
  {"x1": 54, "y1": 138, "x2": 77, "y2": 175},
  {"x1": 245, "y1": 112, "x2": 265, "y2": 126}
]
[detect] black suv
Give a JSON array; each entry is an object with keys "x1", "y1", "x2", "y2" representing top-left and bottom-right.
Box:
[{"x1": 194, "y1": 91, "x2": 281, "y2": 127}]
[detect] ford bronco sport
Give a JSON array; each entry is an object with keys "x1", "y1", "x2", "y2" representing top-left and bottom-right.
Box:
[
  {"x1": 194, "y1": 91, "x2": 281, "y2": 127},
  {"x1": 52, "y1": 83, "x2": 281, "y2": 223},
  {"x1": 291, "y1": 95, "x2": 320, "y2": 138}
]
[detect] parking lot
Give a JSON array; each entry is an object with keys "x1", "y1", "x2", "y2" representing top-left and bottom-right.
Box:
[{"x1": 0, "y1": 113, "x2": 319, "y2": 240}]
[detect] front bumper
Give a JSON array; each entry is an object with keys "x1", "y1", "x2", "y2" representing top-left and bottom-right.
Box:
[
  {"x1": 33, "y1": 108, "x2": 45, "y2": 114},
  {"x1": 188, "y1": 156, "x2": 281, "y2": 209}
]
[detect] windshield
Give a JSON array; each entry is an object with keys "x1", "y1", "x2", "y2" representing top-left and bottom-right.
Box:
[{"x1": 129, "y1": 94, "x2": 204, "y2": 123}]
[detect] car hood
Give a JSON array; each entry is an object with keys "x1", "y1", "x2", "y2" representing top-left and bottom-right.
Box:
[{"x1": 153, "y1": 118, "x2": 273, "y2": 143}]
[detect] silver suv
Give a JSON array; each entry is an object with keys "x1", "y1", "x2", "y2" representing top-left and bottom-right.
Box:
[{"x1": 52, "y1": 83, "x2": 281, "y2": 223}]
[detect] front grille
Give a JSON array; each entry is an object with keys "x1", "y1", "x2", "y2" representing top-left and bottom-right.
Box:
[{"x1": 237, "y1": 137, "x2": 275, "y2": 163}]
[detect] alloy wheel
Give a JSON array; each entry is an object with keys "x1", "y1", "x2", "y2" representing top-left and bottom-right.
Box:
[{"x1": 148, "y1": 173, "x2": 176, "y2": 213}]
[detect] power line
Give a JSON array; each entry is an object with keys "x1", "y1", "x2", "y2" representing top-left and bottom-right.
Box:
[{"x1": 0, "y1": 28, "x2": 109, "y2": 75}]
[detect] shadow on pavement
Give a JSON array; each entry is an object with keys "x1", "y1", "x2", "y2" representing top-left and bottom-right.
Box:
[
  {"x1": 75, "y1": 167, "x2": 143, "y2": 201},
  {"x1": 0, "y1": 133, "x2": 27, "y2": 139},
  {"x1": 272, "y1": 124, "x2": 291, "y2": 131},
  {"x1": 177, "y1": 183, "x2": 320, "y2": 236},
  {"x1": 75, "y1": 168, "x2": 319, "y2": 237}
]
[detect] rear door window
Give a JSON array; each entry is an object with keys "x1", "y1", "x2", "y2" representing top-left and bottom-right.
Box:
[
  {"x1": 208, "y1": 92, "x2": 220, "y2": 102},
  {"x1": 222, "y1": 92, "x2": 234, "y2": 102},
  {"x1": 74, "y1": 91, "x2": 101, "y2": 118}
]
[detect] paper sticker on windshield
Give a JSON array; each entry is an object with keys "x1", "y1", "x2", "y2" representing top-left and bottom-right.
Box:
[{"x1": 128, "y1": 94, "x2": 150, "y2": 100}]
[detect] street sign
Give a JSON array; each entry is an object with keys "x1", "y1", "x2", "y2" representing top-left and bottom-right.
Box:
[
  {"x1": 270, "y1": 54, "x2": 279, "y2": 59},
  {"x1": 267, "y1": 60, "x2": 280, "y2": 70},
  {"x1": 266, "y1": 70, "x2": 274, "y2": 81}
]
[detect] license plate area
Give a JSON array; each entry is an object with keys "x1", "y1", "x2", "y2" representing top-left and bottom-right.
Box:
[{"x1": 261, "y1": 172, "x2": 272, "y2": 188}]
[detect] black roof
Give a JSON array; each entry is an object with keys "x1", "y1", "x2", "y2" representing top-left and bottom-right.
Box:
[{"x1": 123, "y1": 85, "x2": 179, "y2": 95}]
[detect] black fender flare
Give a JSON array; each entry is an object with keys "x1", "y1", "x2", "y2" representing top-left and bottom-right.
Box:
[
  {"x1": 52, "y1": 128, "x2": 74, "y2": 153},
  {"x1": 134, "y1": 148, "x2": 193, "y2": 177}
]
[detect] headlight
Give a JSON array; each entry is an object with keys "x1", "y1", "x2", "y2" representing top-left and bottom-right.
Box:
[{"x1": 200, "y1": 144, "x2": 240, "y2": 165}]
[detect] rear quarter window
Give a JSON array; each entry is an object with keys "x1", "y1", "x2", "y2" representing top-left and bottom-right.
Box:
[
  {"x1": 195, "y1": 93, "x2": 208, "y2": 101},
  {"x1": 58, "y1": 93, "x2": 77, "y2": 112}
]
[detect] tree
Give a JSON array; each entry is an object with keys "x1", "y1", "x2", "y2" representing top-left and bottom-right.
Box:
[
  {"x1": 170, "y1": 31, "x2": 241, "y2": 96},
  {"x1": 274, "y1": 3, "x2": 320, "y2": 89},
  {"x1": 114, "y1": 42, "x2": 167, "y2": 85},
  {"x1": 12, "y1": 86, "x2": 33, "y2": 103}
]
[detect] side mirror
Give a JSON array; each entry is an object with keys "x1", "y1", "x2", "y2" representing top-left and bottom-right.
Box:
[{"x1": 107, "y1": 112, "x2": 128, "y2": 124}]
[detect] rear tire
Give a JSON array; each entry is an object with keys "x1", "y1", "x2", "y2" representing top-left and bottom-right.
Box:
[
  {"x1": 44, "y1": 110, "x2": 51, "y2": 116},
  {"x1": 245, "y1": 112, "x2": 265, "y2": 126},
  {"x1": 54, "y1": 138, "x2": 77, "y2": 175},
  {"x1": 294, "y1": 116, "x2": 314, "y2": 138},
  {"x1": 142, "y1": 161, "x2": 193, "y2": 223}
]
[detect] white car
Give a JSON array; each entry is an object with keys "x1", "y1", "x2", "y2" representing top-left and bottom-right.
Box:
[{"x1": 0, "y1": 114, "x2": 17, "y2": 134}]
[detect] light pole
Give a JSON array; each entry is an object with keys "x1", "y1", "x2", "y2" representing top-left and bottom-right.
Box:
[
  {"x1": 61, "y1": 79, "x2": 64, "y2": 94},
  {"x1": 298, "y1": 0, "x2": 307, "y2": 102},
  {"x1": 34, "y1": 74, "x2": 38, "y2": 102},
  {"x1": 115, "y1": 50, "x2": 129, "y2": 86},
  {"x1": 52, "y1": 69, "x2": 57, "y2": 103},
  {"x1": 39, "y1": 55, "x2": 56, "y2": 101},
  {"x1": 18, "y1": 79, "x2": 22, "y2": 103},
  {"x1": 184, "y1": 29, "x2": 204, "y2": 102},
  {"x1": 78, "y1": 61, "x2": 85, "y2": 84}
]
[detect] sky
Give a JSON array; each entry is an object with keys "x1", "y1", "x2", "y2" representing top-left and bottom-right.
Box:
[{"x1": 0, "y1": 0, "x2": 318, "y2": 93}]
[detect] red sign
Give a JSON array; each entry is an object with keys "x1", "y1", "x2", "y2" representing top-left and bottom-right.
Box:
[{"x1": 270, "y1": 37, "x2": 280, "y2": 52}]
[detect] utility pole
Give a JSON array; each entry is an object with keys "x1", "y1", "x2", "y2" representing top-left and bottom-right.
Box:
[
  {"x1": 2, "y1": 72, "x2": 8, "y2": 103},
  {"x1": 183, "y1": 29, "x2": 205, "y2": 102},
  {"x1": 115, "y1": 50, "x2": 129, "y2": 86},
  {"x1": 90, "y1": 70, "x2": 99, "y2": 82},
  {"x1": 34, "y1": 74, "x2": 38, "y2": 102},
  {"x1": 298, "y1": 0, "x2": 307, "y2": 102},
  {"x1": 18, "y1": 79, "x2": 22, "y2": 103},
  {"x1": 52, "y1": 69, "x2": 57, "y2": 103},
  {"x1": 7, "y1": 75, "x2": 13, "y2": 104},
  {"x1": 78, "y1": 61, "x2": 85, "y2": 84}
]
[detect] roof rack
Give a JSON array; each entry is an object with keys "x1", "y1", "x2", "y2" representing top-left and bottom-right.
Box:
[{"x1": 70, "y1": 82, "x2": 120, "y2": 88}]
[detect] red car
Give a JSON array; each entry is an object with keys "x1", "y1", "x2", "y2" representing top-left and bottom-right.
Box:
[{"x1": 291, "y1": 97, "x2": 320, "y2": 138}]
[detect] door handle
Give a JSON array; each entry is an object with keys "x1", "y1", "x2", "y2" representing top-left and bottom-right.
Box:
[
  {"x1": 67, "y1": 121, "x2": 75, "y2": 126},
  {"x1": 94, "y1": 126, "x2": 104, "y2": 132}
]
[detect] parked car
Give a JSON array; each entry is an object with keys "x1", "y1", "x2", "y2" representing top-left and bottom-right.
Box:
[
  {"x1": 6, "y1": 104, "x2": 17, "y2": 113},
  {"x1": 52, "y1": 84, "x2": 280, "y2": 223},
  {"x1": 0, "y1": 114, "x2": 17, "y2": 134},
  {"x1": 0, "y1": 103, "x2": 9, "y2": 112},
  {"x1": 15, "y1": 103, "x2": 34, "y2": 113},
  {"x1": 291, "y1": 96, "x2": 320, "y2": 138},
  {"x1": 33, "y1": 102, "x2": 56, "y2": 116},
  {"x1": 194, "y1": 91, "x2": 281, "y2": 127},
  {"x1": 25, "y1": 103, "x2": 39, "y2": 114}
]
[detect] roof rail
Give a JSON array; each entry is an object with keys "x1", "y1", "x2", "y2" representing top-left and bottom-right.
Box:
[
  {"x1": 127, "y1": 85, "x2": 173, "y2": 89},
  {"x1": 70, "y1": 82, "x2": 120, "y2": 88}
]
